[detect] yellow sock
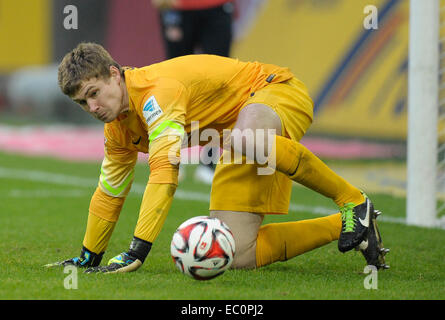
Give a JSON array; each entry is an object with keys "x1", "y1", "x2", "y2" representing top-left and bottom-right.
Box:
[
  {"x1": 272, "y1": 135, "x2": 364, "y2": 207},
  {"x1": 256, "y1": 213, "x2": 341, "y2": 268}
]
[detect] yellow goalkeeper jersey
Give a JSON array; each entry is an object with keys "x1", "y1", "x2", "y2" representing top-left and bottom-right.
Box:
[{"x1": 98, "y1": 54, "x2": 294, "y2": 197}]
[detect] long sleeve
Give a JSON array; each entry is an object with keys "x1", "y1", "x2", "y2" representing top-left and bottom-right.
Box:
[
  {"x1": 133, "y1": 133, "x2": 182, "y2": 242},
  {"x1": 133, "y1": 183, "x2": 177, "y2": 242},
  {"x1": 127, "y1": 75, "x2": 187, "y2": 244},
  {"x1": 82, "y1": 125, "x2": 138, "y2": 254},
  {"x1": 82, "y1": 187, "x2": 125, "y2": 254}
]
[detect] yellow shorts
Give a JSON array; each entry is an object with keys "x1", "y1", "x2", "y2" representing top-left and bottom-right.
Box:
[{"x1": 209, "y1": 77, "x2": 314, "y2": 214}]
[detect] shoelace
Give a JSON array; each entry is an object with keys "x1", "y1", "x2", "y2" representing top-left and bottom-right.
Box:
[{"x1": 340, "y1": 202, "x2": 356, "y2": 232}]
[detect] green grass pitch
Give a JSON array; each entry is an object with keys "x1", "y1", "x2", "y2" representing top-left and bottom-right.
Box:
[{"x1": 1, "y1": 151, "x2": 444, "y2": 300}]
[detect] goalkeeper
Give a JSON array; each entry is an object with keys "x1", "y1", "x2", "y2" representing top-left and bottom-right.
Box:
[{"x1": 46, "y1": 42, "x2": 389, "y2": 273}]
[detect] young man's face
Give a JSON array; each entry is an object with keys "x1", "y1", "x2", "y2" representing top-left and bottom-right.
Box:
[{"x1": 73, "y1": 67, "x2": 125, "y2": 123}]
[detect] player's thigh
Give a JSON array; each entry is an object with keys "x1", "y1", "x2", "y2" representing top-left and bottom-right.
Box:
[
  {"x1": 210, "y1": 210, "x2": 264, "y2": 269},
  {"x1": 234, "y1": 103, "x2": 282, "y2": 134},
  {"x1": 210, "y1": 158, "x2": 292, "y2": 215},
  {"x1": 231, "y1": 103, "x2": 282, "y2": 160},
  {"x1": 237, "y1": 78, "x2": 314, "y2": 143}
]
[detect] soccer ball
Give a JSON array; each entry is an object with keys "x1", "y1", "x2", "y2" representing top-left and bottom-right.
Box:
[{"x1": 170, "y1": 216, "x2": 235, "y2": 280}]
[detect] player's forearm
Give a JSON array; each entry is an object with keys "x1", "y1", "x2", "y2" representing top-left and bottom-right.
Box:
[
  {"x1": 82, "y1": 187, "x2": 126, "y2": 254},
  {"x1": 133, "y1": 183, "x2": 177, "y2": 243},
  {"x1": 82, "y1": 213, "x2": 116, "y2": 254},
  {"x1": 126, "y1": 132, "x2": 180, "y2": 262}
]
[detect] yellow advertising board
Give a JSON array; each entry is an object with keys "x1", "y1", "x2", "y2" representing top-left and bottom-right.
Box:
[
  {"x1": 0, "y1": 0, "x2": 51, "y2": 71},
  {"x1": 233, "y1": 0, "x2": 409, "y2": 140}
]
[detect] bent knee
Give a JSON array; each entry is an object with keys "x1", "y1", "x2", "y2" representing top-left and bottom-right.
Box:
[
  {"x1": 231, "y1": 248, "x2": 257, "y2": 269},
  {"x1": 230, "y1": 104, "x2": 282, "y2": 159},
  {"x1": 210, "y1": 210, "x2": 263, "y2": 270}
]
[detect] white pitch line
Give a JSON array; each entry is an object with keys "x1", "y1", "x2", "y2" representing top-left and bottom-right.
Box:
[
  {"x1": 7, "y1": 189, "x2": 89, "y2": 198},
  {"x1": 0, "y1": 166, "x2": 407, "y2": 225},
  {"x1": 0, "y1": 167, "x2": 98, "y2": 187},
  {"x1": 288, "y1": 203, "x2": 407, "y2": 225}
]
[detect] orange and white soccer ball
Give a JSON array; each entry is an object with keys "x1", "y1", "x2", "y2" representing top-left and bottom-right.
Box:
[{"x1": 170, "y1": 216, "x2": 236, "y2": 280}]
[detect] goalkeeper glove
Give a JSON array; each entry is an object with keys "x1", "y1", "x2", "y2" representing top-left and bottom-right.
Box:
[
  {"x1": 44, "y1": 246, "x2": 104, "y2": 268},
  {"x1": 84, "y1": 237, "x2": 151, "y2": 273}
]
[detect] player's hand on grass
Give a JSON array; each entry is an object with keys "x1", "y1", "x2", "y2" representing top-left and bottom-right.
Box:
[
  {"x1": 84, "y1": 252, "x2": 143, "y2": 274},
  {"x1": 44, "y1": 246, "x2": 103, "y2": 268},
  {"x1": 84, "y1": 237, "x2": 150, "y2": 274}
]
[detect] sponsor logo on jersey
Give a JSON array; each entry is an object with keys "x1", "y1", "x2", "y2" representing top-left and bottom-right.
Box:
[{"x1": 143, "y1": 96, "x2": 163, "y2": 126}]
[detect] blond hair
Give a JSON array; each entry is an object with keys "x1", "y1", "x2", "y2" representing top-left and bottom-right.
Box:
[{"x1": 58, "y1": 42, "x2": 121, "y2": 97}]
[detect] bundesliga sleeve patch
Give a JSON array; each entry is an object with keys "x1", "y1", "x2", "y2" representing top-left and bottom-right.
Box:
[{"x1": 143, "y1": 96, "x2": 163, "y2": 126}]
